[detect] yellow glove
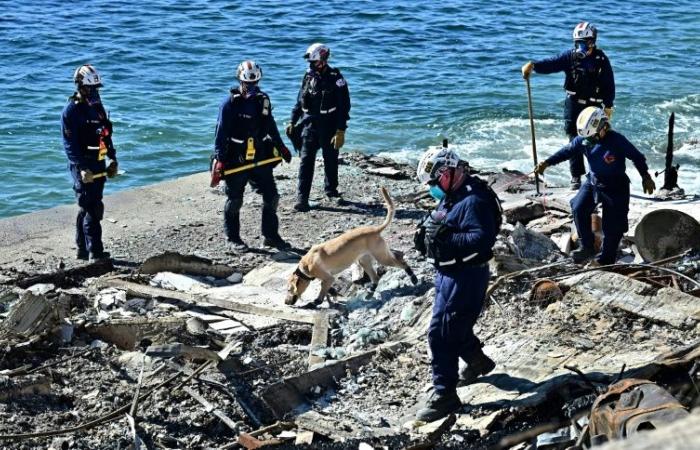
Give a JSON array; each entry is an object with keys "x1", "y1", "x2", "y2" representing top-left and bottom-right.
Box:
[
  {"x1": 330, "y1": 129, "x2": 345, "y2": 150},
  {"x1": 604, "y1": 107, "x2": 614, "y2": 121},
  {"x1": 80, "y1": 169, "x2": 94, "y2": 183},
  {"x1": 535, "y1": 161, "x2": 549, "y2": 176},
  {"x1": 642, "y1": 174, "x2": 656, "y2": 195},
  {"x1": 521, "y1": 61, "x2": 534, "y2": 79},
  {"x1": 106, "y1": 160, "x2": 118, "y2": 178}
]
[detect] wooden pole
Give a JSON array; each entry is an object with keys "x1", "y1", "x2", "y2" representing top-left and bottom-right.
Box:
[{"x1": 525, "y1": 77, "x2": 541, "y2": 194}]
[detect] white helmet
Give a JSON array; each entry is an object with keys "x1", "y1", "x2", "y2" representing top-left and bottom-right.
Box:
[
  {"x1": 304, "y1": 43, "x2": 330, "y2": 62},
  {"x1": 417, "y1": 147, "x2": 460, "y2": 185},
  {"x1": 73, "y1": 64, "x2": 102, "y2": 87},
  {"x1": 577, "y1": 106, "x2": 608, "y2": 138},
  {"x1": 572, "y1": 22, "x2": 597, "y2": 41},
  {"x1": 236, "y1": 60, "x2": 263, "y2": 82}
]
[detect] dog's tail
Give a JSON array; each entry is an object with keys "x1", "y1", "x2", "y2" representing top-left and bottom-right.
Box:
[{"x1": 376, "y1": 186, "x2": 395, "y2": 232}]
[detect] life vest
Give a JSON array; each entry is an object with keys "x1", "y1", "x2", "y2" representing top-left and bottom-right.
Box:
[
  {"x1": 414, "y1": 177, "x2": 502, "y2": 268},
  {"x1": 67, "y1": 94, "x2": 113, "y2": 165},
  {"x1": 224, "y1": 90, "x2": 276, "y2": 165},
  {"x1": 564, "y1": 48, "x2": 608, "y2": 105},
  {"x1": 300, "y1": 68, "x2": 348, "y2": 117}
]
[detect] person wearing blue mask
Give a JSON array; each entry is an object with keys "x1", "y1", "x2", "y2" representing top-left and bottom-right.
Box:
[
  {"x1": 286, "y1": 43, "x2": 351, "y2": 212},
  {"x1": 536, "y1": 107, "x2": 655, "y2": 265},
  {"x1": 522, "y1": 22, "x2": 615, "y2": 190},
  {"x1": 212, "y1": 60, "x2": 293, "y2": 252},
  {"x1": 413, "y1": 146, "x2": 502, "y2": 422},
  {"x1": 61, "y1": 64, "x2": 118, "y2": 261}
]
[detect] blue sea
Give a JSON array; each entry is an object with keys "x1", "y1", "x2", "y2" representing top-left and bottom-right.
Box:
[{"x1": 1, "y1": 0, "x2": 698, "y2": 218}]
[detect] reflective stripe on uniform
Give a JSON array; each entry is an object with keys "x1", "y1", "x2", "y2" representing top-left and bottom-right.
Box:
[
  {"x1": 301, "y1": 107, "x2": 337, "y2": 114},
  {"x1": 427, "y1": 252, "x2": 480, "y2": 267},
  {"x1": 229, "y1": 137, "x2": 244, "y2": 144}
]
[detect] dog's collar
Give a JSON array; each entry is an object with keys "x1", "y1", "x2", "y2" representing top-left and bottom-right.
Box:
[{"x1": 294, "y1": 266, "x2": 315, "y2": 281}]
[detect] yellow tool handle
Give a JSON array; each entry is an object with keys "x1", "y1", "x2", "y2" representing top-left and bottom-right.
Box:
[
  {"x1": 222, "y1": 157, "x2": 282, "y2": 176},
  {"x1": 91, "y1": 172, "x2": 108, "y2": 179}
]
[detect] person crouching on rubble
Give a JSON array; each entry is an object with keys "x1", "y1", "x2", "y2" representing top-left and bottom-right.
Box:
[
  {"x1": 536, "y1": 107, "x2": 656, "y2": 266},
  {"x1": 413, "y1": 147, "x2": 502, "y2": 422}
]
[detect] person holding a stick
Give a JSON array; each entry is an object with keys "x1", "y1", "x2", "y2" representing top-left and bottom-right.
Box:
[
  {"x1": 211, "y1": 60, "x2": 293, "y2": 252},
  {"x1": 62, "y1": 64, "x2": 118, "y2": 261},
  {"x1": 535, "y1": 107, "x2": 655, "y2": 265},
  {"x1": 522, "y1": 22, "x2": 615, "y2": 190}
]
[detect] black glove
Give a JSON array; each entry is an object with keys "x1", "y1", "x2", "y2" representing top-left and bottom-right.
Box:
[
  {"x1": 414, "y1": 224, "x2": 427, "y2": 256},
  {"x1": 279, "y1": 144, "x2": 292, "y2": 163}
]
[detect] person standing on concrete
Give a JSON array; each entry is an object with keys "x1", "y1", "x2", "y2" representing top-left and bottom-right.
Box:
[
  {"x1": 413, "y1": 147, "x2": 501, "y2": 422},
  {"x1": 287, "y1": 43, "x2": 351, "y2": 212},
  {"x1": 536, "y1": 107, "x2": 655, "y2": 265},
  {"x1": 522, "y1": 22, "x2": 615, "y2": 190},
  {"x1": 61, "y1": 64, "x2": 118, "y2": 261},
  {"x1": 212, "y1": 60, "x2": 293, "y2": 252}
]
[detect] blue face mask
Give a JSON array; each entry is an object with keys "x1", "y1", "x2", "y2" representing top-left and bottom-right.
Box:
[
  {"x1": 574, "y1": 40, "x2": 593, "y2": 59},
  {"x1": 429, "y1": 184, "x2": 445, "y2": 200}
]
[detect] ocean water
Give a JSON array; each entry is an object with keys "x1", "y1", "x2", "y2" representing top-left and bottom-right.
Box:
[{"x1": 1, "y1": 0, "x2": 698, "y2": 218}]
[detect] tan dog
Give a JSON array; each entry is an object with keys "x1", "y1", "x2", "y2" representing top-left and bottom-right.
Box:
[{"x1": 286, "y1": 187, "x2": 418, "y2": 306}]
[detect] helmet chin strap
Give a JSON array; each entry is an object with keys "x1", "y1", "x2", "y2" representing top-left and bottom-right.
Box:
[{"x1": 438, "y1": 166, "x2": 466, "y2": 193}]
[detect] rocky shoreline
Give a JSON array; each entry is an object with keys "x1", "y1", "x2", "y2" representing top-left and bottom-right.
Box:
[{"x1": 1, "y1": 153, "x2": 699, "y2": 449}]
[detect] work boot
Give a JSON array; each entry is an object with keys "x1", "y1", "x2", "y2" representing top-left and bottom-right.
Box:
[
  {"x1": 76, "y1": 248, "x2": 89, "y2": 261},
  {"x1": 571, "y1": 246, "x2": 596, "y2": 264},
  {"x1": 228, "y1": 238, "x2": 249, "y2": 252},
  {"x1": 326, "y1": 191, "x2": 347, "y2": 205},
  {"x1": 416, "y1": 387, "x2": 461, "y2": 422},
  {"x1": 262, "y1": 236, "x2": 291, "y2": 250},
  {"x1": 293, "y1": 200, "x2": 310, "y2": 212},
  {"x1": 459, "y1": 351, "x2": 496, "y2": 385},
  {"x1": 89, "y1": 251, "x2": 111, "y2": 261},
  {"x1": 570, "y1": 176, "x2": 581, "y2": 190}
]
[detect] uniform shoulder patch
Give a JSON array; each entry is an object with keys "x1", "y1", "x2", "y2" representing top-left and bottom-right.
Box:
[{"x1": 336, "y1": 78, "x2": 347, "y2": 87}]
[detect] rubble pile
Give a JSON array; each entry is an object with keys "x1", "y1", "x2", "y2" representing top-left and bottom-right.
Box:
[{"x1": 1, "y1": 154, "x2": 699, "y2": 449}]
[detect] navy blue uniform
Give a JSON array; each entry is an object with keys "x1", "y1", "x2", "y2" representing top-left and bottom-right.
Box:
[
  {"x1": 545, "y1": 131, "x2": 649, "y2": 264},
  {"x1": 61, "y1": 95, "x2": 116, "y2": 255},
  {"x1": 290, "y1": 66, "x2": 350, "y2": 201},
  {"x1": 214, "y1": 88, "x2": 286, "y2": 242},
  {"x1": 427, "y1": 179, "x2": 498, "y2": 394},
  {"x1": 534, "y1": 48, "x2": 615, "y2": 177}
]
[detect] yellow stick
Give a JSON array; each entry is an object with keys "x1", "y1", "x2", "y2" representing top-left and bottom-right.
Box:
[{"x1": 222, "y1": 157, "x2": 282, "y2": 176}]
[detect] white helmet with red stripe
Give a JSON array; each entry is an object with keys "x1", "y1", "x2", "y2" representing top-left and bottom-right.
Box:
[
  {"x1": 572, "y1": 22, "x2": 597, "y2": 41},
  {"x1": 236, "y1": 60, "x2": 263, "y2": 82},
  {"x1": 416, "y1": 147, "x2": 460, "y2": 185},
  {"x1": 73, "y1": 64, "x2": 103, "y2": 87},
  {"x1": 304, "y1": 43, "x2": 330, "y2": 62}
]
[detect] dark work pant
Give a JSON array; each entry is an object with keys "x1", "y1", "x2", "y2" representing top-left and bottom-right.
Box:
[
  {"x1": 297, "y1": 130, "x2": 338, "y2": 201},
  {"x1": 570, "y1": 179, "x2": 630, "y2": 264},
  {"x1": 428, "y1": 264, "x2": 490, "y2": 393},
  {"x1": 70, "y1": 165, "x2": 105, "y2": 254},
  {"x1": 223, "y1": 166, "x2": 280, "y2": 242},
  {"x1": 564, "y1": 96, "x2": 588, "y2": 178}
]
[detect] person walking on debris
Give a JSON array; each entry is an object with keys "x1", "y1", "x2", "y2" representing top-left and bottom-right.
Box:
[
  {"x1": 61, "y1": 64, "x2": 118, "y2": 261},
  {"x1": 536, "y1": 107, "x2": 656, "y2": 266},
  {"x1": 522, "y1": 22, "x2": 615, "y2": 190},
  {"x1": 413, "y1": 147, "x2": 501, "y2": 422},
  {"x1": 287, "y1": 43, "x2": 351, "y2": 212},
  {"x1": 211, "y1": 60, "x2": 293, "y2": 252}
]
